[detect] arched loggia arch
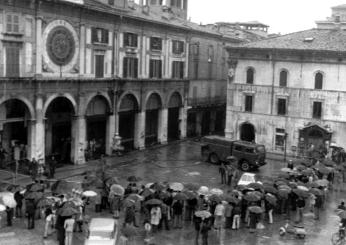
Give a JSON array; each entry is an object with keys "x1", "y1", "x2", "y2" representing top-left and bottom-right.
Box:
[
  {"x1": 167, "y1": 92, "x2": 183, "y2": 141},
  {"x1": 240, "y1": 122, "x2": 256, "y2": 142},
  {"x1": 145, "y1": 93, "x2": 162, "y2": 146}
]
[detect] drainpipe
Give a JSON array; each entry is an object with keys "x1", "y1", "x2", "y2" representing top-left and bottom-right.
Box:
[{"x1": 270, "y1": 52, "x2": 275, "y2": 115}]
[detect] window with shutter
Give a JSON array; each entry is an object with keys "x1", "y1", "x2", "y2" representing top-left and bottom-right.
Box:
[
  {"x1": 277, "y1": 98, "x2": 287, "y2": 115},
  {"x1": 149, "y1": 59, "x2": 162, "y2": 78},
  {"x1": 123, "y1": 57, "x2": 138, "y2": 78},
  {"x1": 95, "y1": 55, "x2": 104, "y2": 78},
  {"x1": 92, "y1": 28, "x2": 109, "y2": 44},
  {"x1": 172, "y1": 40, "x2": 184, "y2": 54},
  {"x1": 150, "y1": 37, "x2": 162, "y2": 51},
  {"x1": 172, "y1": 61, "x2": 184, "y2": 79},
  {"x1": 124, "y1": 33, "x2": 138, "y2": 48},
  {"x1": 312, "y1": 101, "x2": 322, "y2": 119},
  {"x1": 6, "y1": 45, "x2": 20, "y2": 77},
  {"x1": 6, "y1": 13, "x2": 20, "y2": 33},
  {"x1": 245, "y1": 95, "x2": 253, "y2": 112}
]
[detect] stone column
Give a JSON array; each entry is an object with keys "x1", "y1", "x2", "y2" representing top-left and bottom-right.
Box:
[
  {"x1": 158, "y1": 108, "x2": 168, "y2": 144},
  {"x1": 195, "y1": 111, "x2": 203, "y2": 136},
  {"x1": 106, "y1": 114, "x2": 116, "y2": 155},
  {"x1": 35, "y1": 96, "x2": 45, "y2": 161},
  {"x1": 134, "y1": 111, "x2": 145, "y2": 150},
  {"x1": 35, "y1": 17, "x2": 42, "y2": 75},
  {"x1": 72, "y1": 115, "x2": 86, "y2": 165},
  {"x1": 184, "y1": 40, "x2": 189, "y2": 78},
  {"x1": 27, "y1": 119, "x2": 36, "y2": 160},
  {"x1": 179, "y1": 106, "x2": 187, "y2": 139}
]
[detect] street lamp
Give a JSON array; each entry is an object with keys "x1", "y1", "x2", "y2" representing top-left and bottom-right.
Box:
[{"x1": 284, "y1": 133, "x2": 288, "y2": 162}]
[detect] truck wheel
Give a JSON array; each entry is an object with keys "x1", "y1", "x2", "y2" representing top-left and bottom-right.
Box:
[
  {"x1": 241, "y1": 160, "x2": 250, "y2": 171},
  {"x1": 209, "y1": 153, "x2": 219, "y2": 164},
  {"x1": 202, "y1": 149, "x2": 209, "y2": 162}
]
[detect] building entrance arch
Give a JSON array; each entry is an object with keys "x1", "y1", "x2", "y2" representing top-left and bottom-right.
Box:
[
  {"x1": 85, "y1": 95, "x2": 110, "y2": 159},
  {"x1": 0, "y1": 99, "x2": 32, "y2": 164},
  {"x1": 45, "y1": 97, "x2": 75, "y2": 164},
  {"x1": 167, "y1": 92, "x2": 182, "y2": 141},
  {"x1": 240, "y1": 122, "x2": 255, "y2": 142},
  {"x1": 118, "y1": 94, "x2": 139, "y2": 150},
  {"x1": 145, "y1": 93, "x2": 162, "y2": 146}
]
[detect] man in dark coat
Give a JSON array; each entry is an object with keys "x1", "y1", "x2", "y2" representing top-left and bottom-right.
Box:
[
  {"x1": 6, "y1": 206, "x2": 13, "y2": 226},
  {"x1": 14, "y1": 189, "x2": 24, "y2": 217},
  {"x1": 26, "y1": 199, "x2": 36, "y2": 229}
]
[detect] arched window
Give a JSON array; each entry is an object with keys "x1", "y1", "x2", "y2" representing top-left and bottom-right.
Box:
[
  {"x1": 279, "y1": 70, "x2": 288, "y2": 87},
  {"x1": 315, "y1": 72, "x2": 323, "y2": 89},
  {"x1": 246, "y1": 67, "x2": 254, "y2": 84}
]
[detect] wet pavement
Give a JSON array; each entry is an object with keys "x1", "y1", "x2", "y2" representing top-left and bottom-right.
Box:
[{"x1": 0, "y1": 140, "x2": 344, "y2": 245}]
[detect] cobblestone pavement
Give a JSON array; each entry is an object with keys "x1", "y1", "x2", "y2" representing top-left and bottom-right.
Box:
[{"x1": 0, "y1": 140, "x2": 343, "y2": 245}]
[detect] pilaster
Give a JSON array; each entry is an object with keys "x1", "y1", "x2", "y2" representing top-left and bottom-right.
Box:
[
  {"x1": 158, "y1": 108, "x2": 168, "y2": 144},
  {"x1": 134, "y1": 111, "x2": 145, "y2": 150}
]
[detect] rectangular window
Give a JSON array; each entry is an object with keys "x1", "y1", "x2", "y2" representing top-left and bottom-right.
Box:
[
  {"x1": 95, "y1": 55, "x2": 104, "y2": 78},
  {"x1": 123, "y1": 57, "x2": 138, "y2": 78},
  {"x1": 149, "y1": 59, "x2": 162, "y2": 78},
  {"x1": 124, "y1": 33, "x2": 138, "y2": 48},
  {"x1": 191, "y1": 43, "x2": 199, "y2": 56},
  {"x1": 6, "y1": 13, "x2": 20, "y2": 33},
  {"x1": 194, "y1": 62, "x2": 199, "y2": 79},
  {"x1": 312, "y1": 101, "x2": 322, "y2": 119},
  {"x1": 6, "y1": 45, "x2": 20, "y2": 77},
  {"x1": 172, "y1": 40, "x2": 184, "y2": 54},
  {"x1": 244, "y1": 95, "x2": 253, "y2": 112},
  {"x1": 275, "y1": 128, "x2": 285, "y2": 150},
  {"x1": 150, "y1": 37, "x2": 162, "y2": 51},
  {"x1": 92, "y1": 28, "x2": 109, "y2": 44},
  {"x1": 172, "y1": 61, "x2": 184, "y2": 79},
  {"x1": 277, "y1": 98, "x2": 287, "y2": 115}
]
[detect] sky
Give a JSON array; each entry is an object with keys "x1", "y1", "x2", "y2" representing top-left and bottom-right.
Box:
[{"x1": 188, "y1": 0, "x2": 346, "y2": 34}]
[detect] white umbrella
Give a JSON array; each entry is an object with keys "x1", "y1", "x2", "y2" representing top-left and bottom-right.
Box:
[
  {"x1": 198, "y1": 186, "x2": 209, "y2": 196},
  {"x1": 297, "y1": 186, "x2": 309, "y2": 192},
  {"x1": 145, "y1": 183, "x2": 154, "y2": 189},
  {"x1": 0, "y1": 204, "x2": 6, "y2": 212},
  {"x1": 169, "y1": 182, "x2": 184, "y2": 192},
  {"x1": 0, "y1": 192, "x2": 17, "y2": 208},
  {"x1": 209, "y1": 188, "x2": 224, "y2": 196},
  {"x1": 82, "y1": 190, "x2": 98, "y2": 197}
]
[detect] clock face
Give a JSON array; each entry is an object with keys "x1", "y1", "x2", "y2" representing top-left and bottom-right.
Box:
[{"x1": 46, "y1": 26, "x2": 75, "y2": 66}]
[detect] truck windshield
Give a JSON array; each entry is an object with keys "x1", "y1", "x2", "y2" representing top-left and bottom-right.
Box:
[{"x1": 256, "y1": 146, "x2": 265, "y2": 153}]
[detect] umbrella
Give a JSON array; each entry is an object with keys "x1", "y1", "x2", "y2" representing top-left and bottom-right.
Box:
[
  {"x1": 244, "y1": 192, "x2": 261, "y2": 202},
  {"x1": 170, "y1": 182, "x2": 184, "y2": 192},
  {"x1": 302, "y1": 169, "x2": 314, "y2": 176},
  {"x1": 0, "y1": 204, "x2": 6, "y2": 211},
  {"x1": 145, "y1": 183, "x2": 154, "y2": 189},
  {"x1": 236, "y1": 185, "x2": 247, "y2": 192},
  {"x1": 278, "y1": 189, "x2": 290, "y2": 199},
  {"x1": 183, "y1": 190, "x2": 197, "y2": 199},
  {"x1": 25, "y1": 191, "x2": 43, "y2": 201},
  {"x1": 71, "y1": 197, "x2": 84, "y2": 206},
  {"x1": 248, "y1": 206, "x2": 264, "y2": 214},
  {"x1": 174, "y1": 192, "x2": 188, "y2": 201},
  {"x1": 61, "y1": 201, "x2": 77, "y2": 209},
  {"x1": 296, "y1": 159, "x2": 313, "y2": 167},
  {"x1": 105, "y1": 177, "x2": 119, "y2": 187},
  {"x1": 184, "y1": 183, "x2": 199, "y2": 191},
  {"x1": 288, "y1": 182, "x2": 298, "y2": 189},
  {"x1": 281, "y1": 168, "x2": 294, "y2": 173},
  {"x1": 58, "y1": 207, "x2": 78, "y2": 217},
  {"x1": 127, "y1": 176, "x2": 142, "y2": 182},
  {"x1": 145, "y1": 198, "x2": 162, "y2": 206},
  {"x1": 265, "y1": 194, "x2": 277, "y2": 205},
  {"x1": 277, "y1": 173, "x2": 290, "y2": 179},
  {"x1": 292, "y1": 188, "x2": 309, "y2": 198},
  {"x1": 140, "y1": 188, "x2": 155, "y2": 198},
  {"x1": 264, "y1": 185, "x2": 278, "y2": 195},
  {"x1": 150, "y1": 183, "x2": 165, "y2": 191},
  {"x1": 315, "y1": 166, "x2": 331, "y2": 175},
  {"x1": 110, "y1": 184, "x2": 125, "y2": 196},
  {"x1": 310, "y1": 188, "x2": 323, "y2": 196},
  {"x1": 208, "y1": 194, "x2": 222, "y2": 203},
  {"x1": 197, "y1": 186, "x2": 209, "y2": 196},
  {"x1": 195, "y1": 210, "x2": 211, "y2": 219},
  {"x1": 36, "y1": 198, "x2": 55, "y2": 208},
  {"x1": 127, "y1": 194, "x2": 143, "y2": 202},
  {"x1": 315, "y1": 179, "x2": 329, "y2": 187},
  {"x1": 307, "y1": 182, "x2": 319, "y2": 188},
  {"x1": 0, "y1": 192, "x2": 17, "y2": 208},
  {"x1": 295, "y1": 165, "x2": 307, "y2": 171},
  {"x1": 209, "y1": 188, "x2": 224, "y2": 196},
  {"x1": 29, "y1": 183, "x2": 44, "y2": 192},
  {"x1": 121, "y1": 225, "x2": 138, "y2": 237},
  {"x1": 337, "y1": 210, "x2": 346, "y2": 219},
  {"x1": 225, "y1": 195, "x2": 240, "y2": 204},
  {"x1": 82, "y1": 190, "x2": 98, "y2": 197},
  {"x1": 275, "y1": 180, "x2": 288, "y2": 187},
  {"x1": 322, "y1": 159, "x2": 336, "y2": 167},
  {"x1": 247, "y1": 182, "x2": 264, "y2": 191},
  {"x1": 297, "y1": 186, "x2": 309, "y2": 192},
  {"x1": 278, "y1": 185, "x2": 291, "y2": 191},
  {"x1": 123, "y1": 198, "x2": 136, "y2": 208},
  {"x1": 52, "y1": 180, "x2": 81, "y2": 195}
]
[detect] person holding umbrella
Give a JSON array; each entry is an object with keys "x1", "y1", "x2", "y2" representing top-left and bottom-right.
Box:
[
  {"x1": 172, "y1": 199, "x2": 183, "y2": 228},
  {"x1": 296, "y1": 196, "x2": 305, "y2": 223},
  {"x1": 150, "y1": 204, "x2": 161, "y2": 233},
  {"x1": 14, "y1": 188, "x2": 24, "y2": 218},
  {"x1": 26, "y1": 198, "x2": 36, "y2": 229},
  {"x1": 5, "y1": 206, "x2": 13, "y2": 226}
]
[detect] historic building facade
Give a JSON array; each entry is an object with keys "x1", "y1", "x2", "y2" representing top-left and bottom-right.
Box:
[
  {"x1": 0, "y1": 0, "x2": 191, "y2": 164},
  {"x1": 226, "y1": 6, "x2": 346, "y2": 156}
]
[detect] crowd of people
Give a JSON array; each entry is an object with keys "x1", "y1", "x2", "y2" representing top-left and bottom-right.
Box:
[{"x1": 0, "y1": 155, "x2": 346, "y2": 245}]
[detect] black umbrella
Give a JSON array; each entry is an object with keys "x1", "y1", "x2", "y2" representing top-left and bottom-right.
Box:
[
  {"x1": 145, "y1": 198, "x2": 162, "y2": 206},
  {"x1": 58, "y1": 207, "x2": 78, "y2": 217},
  {"x1": 127, "y1": 176, "x2": 142, "y2": 182}
]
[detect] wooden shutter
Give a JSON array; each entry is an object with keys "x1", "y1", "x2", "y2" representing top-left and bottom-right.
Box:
[
  {"x1": 123, "y1": 57, "x2": 128, "y2": 78},
  {"x1": 134, "y1": 58, "x2": 138, "y2": 78},
  {"x1": 6, "y1": 45, "x2": 20, "y2": 77},
  {"x1": 158, "y1": 60, "x2": 162, "y2": 78},
  {"x1": 95, "y1": 55, "x2": 104, "y2": 78},
  {"x1": 133, "y1": 34, "x2": 138, "y2": 48},
  {"x1": 179, "y1": 61, "x2": 184, "y2": 78},
  {"x1": 149, "y1": 59, "x2": 154, "y2": 78},
  {"x1": 91, "y1": 28, "x2": 97, "y2": 43}
]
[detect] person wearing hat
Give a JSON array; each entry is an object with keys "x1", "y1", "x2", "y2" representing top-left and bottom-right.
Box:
[{"x1": 287, "y1": 160, "x2": 294, "y2": 170}]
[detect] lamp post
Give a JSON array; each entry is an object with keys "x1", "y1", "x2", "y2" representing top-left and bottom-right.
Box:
[{"x1": 284, "y1": 133, "x2": 288, "y2": 162}]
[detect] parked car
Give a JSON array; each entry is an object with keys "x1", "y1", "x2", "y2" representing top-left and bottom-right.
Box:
[
  {"x1": 201, "y1": 135, "x2": 266, "y2": 171},
  {"x1": 84, "y1": 218, "x2": 118, "y2": 245}
]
